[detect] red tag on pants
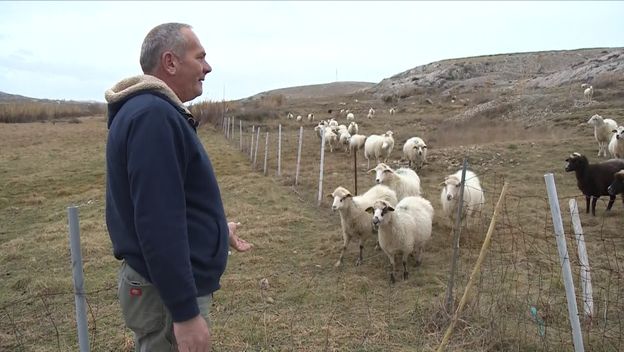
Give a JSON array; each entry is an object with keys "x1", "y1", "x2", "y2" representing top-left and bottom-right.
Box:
[{"x1": 130, "y1": 287, "x2": 142, "y2": 296}]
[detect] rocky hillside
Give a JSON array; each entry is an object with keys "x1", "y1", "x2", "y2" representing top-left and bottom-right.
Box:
[
  {"x1": 245, "y1": 81, "x2": 375, "y2": 101},
  {"x1": 368, "y1": 48, "x2": 623, "y2": 96}
]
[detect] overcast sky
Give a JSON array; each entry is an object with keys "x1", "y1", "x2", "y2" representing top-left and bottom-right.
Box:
[{"x1": 1, "y1": 1, "x2": 623, "y2": 103}]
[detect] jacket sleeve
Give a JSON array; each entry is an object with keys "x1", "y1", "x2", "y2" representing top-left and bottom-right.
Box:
[{"x1": 126, "y1": 100, "x2": 199, "y2": 322}]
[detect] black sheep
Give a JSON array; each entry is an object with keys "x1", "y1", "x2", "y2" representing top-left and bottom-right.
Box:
[
  {"x1": 564, "y1": 152, "x2": 624, "y2": 216},
  {"x1": 608, "y1": 170, "x2": 624, "y2": 197}
]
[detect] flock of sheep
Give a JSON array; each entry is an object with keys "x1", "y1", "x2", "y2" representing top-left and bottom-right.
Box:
[
  {"x1": 286, "y1": 108, "x2": 486, "y2": 283},
  {"x1": 566, "y1": 103, "x2": 624, "y2": 216},
  {"x1": 279, "y1": 82, "x2": 623, "y2": 283},
  {"x1": 326, "y1": 157, "x2": 485, "y2": 283}
]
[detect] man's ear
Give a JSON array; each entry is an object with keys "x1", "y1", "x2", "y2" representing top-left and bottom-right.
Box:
[{"x1": 162, "y1": 51, "x2": 177, "y2": 74}]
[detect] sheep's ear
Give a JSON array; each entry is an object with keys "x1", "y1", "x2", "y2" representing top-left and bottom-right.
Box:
[
  {"x1": 365, "y1": 206, "x2": 374, "y2": 213},
  {"x1": 345, "y1": 193, "x2": 353, "y2": 198},
  {"x1": 383, "y1": 169, "x2": 393, "y2": 174},
  {"x1": 386, "y1": 205, "x2": 395, "y2": 212},
  {"x1": 613, "y1": 129, "x2": 618, "y2": 133},
  {"x1": 439, "y1": 181, "x2": 447, "y2": 186},
  {"x1": 367, "y1": 168, "x2": 375, "y2": 174},
  {"x1": 326, "y1": 194, "x2": 334, "y2": 199}
]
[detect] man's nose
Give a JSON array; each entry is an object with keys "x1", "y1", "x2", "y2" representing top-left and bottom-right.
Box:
[{"x1": 204, "y1": 62, "x2": 212, "y2": 74}]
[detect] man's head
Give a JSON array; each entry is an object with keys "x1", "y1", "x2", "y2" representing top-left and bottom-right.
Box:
[{"x1": 140, "y1": 23, "x2": 212, "y2": 102}]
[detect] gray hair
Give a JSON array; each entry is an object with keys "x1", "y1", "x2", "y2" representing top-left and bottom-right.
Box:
[{"x1": 140, "y1": 23, "x2": 192, "y2": 74}]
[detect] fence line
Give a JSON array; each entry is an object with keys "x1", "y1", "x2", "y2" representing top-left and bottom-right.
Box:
[{"x1": 3, "y1": 119, "x2": 623, "y2": 351}]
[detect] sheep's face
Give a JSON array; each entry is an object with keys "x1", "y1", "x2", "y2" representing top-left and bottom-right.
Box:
[
  {"x1": 614, "y1": 126, "x2": 624, "y2": 140},
  {"x1": 329, "y1": 191, "x2": 352, "y2": 211},
  {"x1": 369, "y1": 163, "x2": 393, "y2": 184},
  {"x1": 442, "y1": 177, "x2": 461, "y2": 201},
  {"x1": 608, "y1": 170, "x2": 624, "y2": 196},
  {"x1": 587, "y1": 114, "x2": 602, "y2": 126},
  {"x1": 564, "y1": 152, "x2": 585, "y2": 172},
  {"x1": 412, "y1": 144, "x2": 427, "y2": 156},
  {"x1": 365, "y1": 200, "x2": 394, "y2": 226}
]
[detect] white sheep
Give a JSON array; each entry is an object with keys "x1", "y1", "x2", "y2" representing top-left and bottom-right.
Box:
[
  {"x1": 366, "y1": 196, "x2": 433, "y2": 283},
  {"x1": 440, "y1": 169, "x2": 485, "y2": 225},
  {"x1": 587, "y1": 114, "x2": 618, "y2": 157},
  {"x1": 348, "y1": 134, "x2": 367, "y2": 155},
  {"x1": 328, "y1": 118, "x2": 339, "y2": 127},
  {"x1": 389, "y1": 107, "x2": 396, "y2": 115},
  {"x1": 287, "y1": 112, "x2": 294, "y2": 120},
  {"x1": 346, "y1": 112, "x2": 355, "y2": 121},
  {"x1": 347, "y1": 121, "x2": 358, "y2": 135},
  {"x1": 338, "y1": 131, "x2": 351, "y2": 153},
  {"x1": 402, "y1": 137, "x2": 428, "y2": 170},
  {"x1": 584, "y1": 85, "x2": 594, "y2": 102},
  {"x1": 308, "y1": 113, "x2": 315, "y2": 121},
  {"x1": 581, "y1": 83, "x2": 589, "y2": 89},
  {"x1": 322, "y1": 127, "x2": 338, "y2": 153},
  {"x1": 608, "y1": 126, "x2": 624, "y2": 159},
  {"x1": 364, "y1": 131, "x2": 394, "y2": 168},
  {"x1": 296, "y1": 115, "x2": 303, "y2": 122},
  {"x1": 367, "y1": 107, "x2": 375, "y2": 119},
  {"x1": 368, "y1": 162, "x2": 421, "y2": 199},
  {"x1": 328, "y1": 185, "x2": 398, "y2": 267}
]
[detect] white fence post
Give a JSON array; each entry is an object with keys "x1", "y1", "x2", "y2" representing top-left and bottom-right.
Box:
[
  {"x1": 239, "y1": 120, "x2": 243, "y2": 151},
  {"x1": 544, "y1": 173, "x2": 585, "y2": 352},
  {"x1": 263, "y1": 132, "x2": 269, "y2": 176},
  {"x1": 317, "y1": 126, "x2": 326, "y2": 206},
  {"x1": 231, "y1": 117, "x2": 235, "y2": 140},
  {"x1": 277, "y1": 124, "x2": 282, "y2": 177},
  {"x1": 253, "y1": 127, "x2": 261, "y2": 170},
  {"x1": 295, "y1": 126, "x2": 303, "y2": 186},
  {"x1": 569, "y1": 199, "x2": 594, "y2": 319},
  {"x1": 67, "y1": 206, "x2": 90, "y2": 352},
  {"x1": 250, "y1": 126, "x2": 255, "y2": 160}
]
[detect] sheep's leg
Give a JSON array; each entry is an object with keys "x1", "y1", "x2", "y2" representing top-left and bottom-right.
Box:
[
  {"x1": 402, "y1": 253, "x2": 409, "y2": 281},
  {"x1": 388, "y1": 255, "x2": 397, "y2": 284},
  {"x1": 591, "y1": 196, "x2": 598, "y2": 216},
  {"x1": 585, "y1": 196, "x2": 591, "y2": 214},
  {"x1": 413, "y1": 246, "x2": 423, "y2": 267},
  {"x1": 335, "y1": 234, "x2": 350, "y2": 267},
  {"x1": 606, "y1": 195, "x2": 616, "y2": 211},
  {"x1": 356, "y1": 237, "x2": 364, "y2": 266}
]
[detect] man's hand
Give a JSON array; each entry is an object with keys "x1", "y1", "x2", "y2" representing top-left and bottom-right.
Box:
[
  {"x1": 228, "y1": 221, "x2": 252, "y2": 252},
  {"x1": 173, "y1": 315, "x2": 211, "y2": 352}
]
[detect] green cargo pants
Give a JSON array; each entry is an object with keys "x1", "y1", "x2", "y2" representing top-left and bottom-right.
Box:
[{"x1": 117, "y1": 261, "x2": 212, "y2": 352}]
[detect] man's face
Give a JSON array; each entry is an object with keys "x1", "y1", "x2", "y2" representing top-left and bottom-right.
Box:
[{"x1": 172, "y1": 28, "x2": 212, "y2": 102}]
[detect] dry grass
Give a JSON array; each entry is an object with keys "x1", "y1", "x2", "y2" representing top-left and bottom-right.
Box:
[
  {"x1": 1, "y1": 82, "x2": 624, "y2": 351},
  {"x1": 0, "y1": 101, "x2": 105, "y2": 123}
]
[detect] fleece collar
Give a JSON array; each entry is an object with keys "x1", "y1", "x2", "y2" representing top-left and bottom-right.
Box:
[{"x1": 104, "y1": 74, "x2": 190, "y2": 114}]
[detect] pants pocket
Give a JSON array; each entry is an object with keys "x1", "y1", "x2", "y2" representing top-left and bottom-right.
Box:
[{"x1": 118, "y1": 263, "x2": 166, "y2": 336}]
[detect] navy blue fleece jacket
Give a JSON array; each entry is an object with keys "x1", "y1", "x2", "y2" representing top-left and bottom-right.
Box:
[{"x1": 105, "y1": 76, "x2": 229, "y2": 322}]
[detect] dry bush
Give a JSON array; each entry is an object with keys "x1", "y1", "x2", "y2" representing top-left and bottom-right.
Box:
[
  {"x1": 471, "y1": 90, "x2": 497, "y2": 105},
  {"x1": 234, "y1": 107, "x2": 280, "y2": 122},
  {"x1": 189, "y1": 100, "x2": 225, "y2": 126},
  {"x1": 591, "y1": 72, "x2": 623, "y2": 89},
  {"x1": 0, "y1": 101, "x2": 105, "y2": 123}
]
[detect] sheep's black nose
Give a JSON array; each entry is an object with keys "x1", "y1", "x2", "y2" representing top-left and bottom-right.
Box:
[{"x1": 447, "y1": 195, "x2": 452, "y2": 201}]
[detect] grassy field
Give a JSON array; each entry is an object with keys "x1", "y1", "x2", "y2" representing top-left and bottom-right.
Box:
[{"x1": 1, "y1": 87, "x2": 623, "y2": 351}]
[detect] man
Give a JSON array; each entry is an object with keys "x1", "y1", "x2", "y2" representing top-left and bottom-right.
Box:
[{"x1": 105, "y1": 23, "x2": 251, "y2": 351}]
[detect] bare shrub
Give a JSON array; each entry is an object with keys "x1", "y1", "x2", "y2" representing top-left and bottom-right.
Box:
[
  {"x1": 189, "y1": 100, "x2": 225, "y2": 126},
  {"x1": 592, "y1": 72, "x2": 623, "y2": 89},
  {"x1": 234, "y1": 107, "x2": 280, "y2": 122},
  {"x1": 0, "y1": 101, "x2": 105, "y2": 123},
  {"x1": 471, "y1": 90, "x2": 496, "y2": 105}
]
